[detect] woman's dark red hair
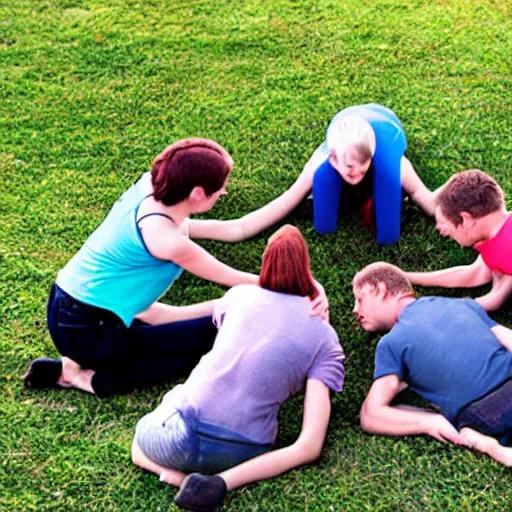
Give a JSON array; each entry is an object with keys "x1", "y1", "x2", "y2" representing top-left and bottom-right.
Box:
[
  {"x1": 259, "y1": 225, "x2": 318, "y2": 300},
  {"x1": 151, "y1": 138, "x2": 233, "y2": 206}
]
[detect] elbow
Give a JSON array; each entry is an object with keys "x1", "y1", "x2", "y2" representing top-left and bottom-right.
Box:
[
  {"x1": 303, "y1": 444, "x2": 324, "y2": 464},
  {"x1": 360, "y1": 401, "x2": 378, "y2": 434},
  {"x1": 225, "y1": 220, "x2": 246, "y2": 243},
  {"x1": 295, "y1": 439, "x2": 324, "y2": 465},
  {"x1": 308, "y1": 441, "x2": 324, "y2": 463}
]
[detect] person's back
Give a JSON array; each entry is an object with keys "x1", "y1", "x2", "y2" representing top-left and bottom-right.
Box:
[
  {"x1": 356, "y1": 262, "x2": 512, "y2": 469},
  {"x1": 132, "y1": 226, "x2": 344, "y2": 506},
  {"x1": 177, "y1": 284, "x2": 343, "y2": 444},
  {"x1": 376, "y1": 296, "x2": 512, "y2": 423}
]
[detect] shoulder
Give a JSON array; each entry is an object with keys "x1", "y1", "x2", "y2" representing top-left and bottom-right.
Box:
[
  {"x1": 376, "y1": 329, "x2": 403, "y2": 352},
  {"x1": 219, "y1": 284, "x2": 263, "y2": 305},
  {"x1": 318, "y1": 321, "x2": 341, "y2": 347}
]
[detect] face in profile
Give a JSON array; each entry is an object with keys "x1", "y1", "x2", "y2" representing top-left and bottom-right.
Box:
[
  {"x1": 352, "y1": 284, "x2": 394, "y2": 333},
  {"x1": 193, "y1": 173, "x2": 230, "y2": 214},
  {"x1": 329, "y1": 147, "x2": 371, "y2": 186},
  {"x1": 434, "y1": 206, "x2": 476, "y2": 247},
  {"x1": 204, "y1": 177, "x2": 230, "y2": 211}
]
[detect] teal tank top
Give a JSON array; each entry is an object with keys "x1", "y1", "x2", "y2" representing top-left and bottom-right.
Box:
[{"x1": 56, "y1": 173, "x2": 185, "y2": 327}]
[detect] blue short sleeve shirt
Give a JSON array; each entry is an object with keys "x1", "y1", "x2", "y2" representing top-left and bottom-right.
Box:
[{"x1": 374, "y1": 297, "x2": 512, "y2": 424}]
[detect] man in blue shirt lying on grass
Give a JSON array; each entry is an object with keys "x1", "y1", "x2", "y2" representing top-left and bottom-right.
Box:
[{"x1": 353, "y1": 261, "x2": 512, "y2": 466}]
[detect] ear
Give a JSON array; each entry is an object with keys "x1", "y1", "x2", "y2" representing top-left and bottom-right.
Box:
[
  {"x1": 189, "y1": 186, "x2": 208, "y2": 203},
  {"x1": 459, "y1": 211, "x2": 476, "y2": 230},
  {"x1": 375, "y1": 281, "x2": 388, "y2": 298}
]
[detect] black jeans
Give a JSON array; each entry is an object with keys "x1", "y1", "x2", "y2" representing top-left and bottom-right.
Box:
[{"x1": 47, "y1": 284, "x2": 217, "y2": 398}]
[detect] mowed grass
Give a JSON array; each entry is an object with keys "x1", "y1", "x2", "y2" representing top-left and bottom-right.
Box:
[{"x1": 2, "y1": 0, "x2": 512, "y2": 510}]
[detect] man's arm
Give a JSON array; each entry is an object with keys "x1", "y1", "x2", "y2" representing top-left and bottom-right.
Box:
[
  {"x1": 189, "y1": 161, "x2": 316, "y2": 243},
  {"x1": 476, "y1": 273, "x2": 512, "y2": 311},
  {"x1": 491, "y1": 324, "x2": 512, "y2": 352},
  {"x1": 218, "y1": 379, "x2": 331, "y2": 491},
  {"x1": 360, "y1": 375, "x2": 468, "y2": 445},
  {"x1": 135, "y1": 300, "x2": 218, "y2": 325},
  {"x1": 406, "y1": 255, "x2": 492, "y2": 289},
  {"x1": 401, "y1": 157, "x2": 444, "y2": 216}
]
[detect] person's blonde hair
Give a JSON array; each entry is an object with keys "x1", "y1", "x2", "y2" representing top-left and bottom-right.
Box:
[
  {"x1": 353, "y1": 262, "x2": 413, "y2": 296},
  {"x1": 348, "y1": 142, "x2": 373, "y2": 164}
]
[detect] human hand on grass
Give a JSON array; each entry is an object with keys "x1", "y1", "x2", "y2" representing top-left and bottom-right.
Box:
[{"x1": 424, "y1": 414, "x2": 471, "y2": 446}]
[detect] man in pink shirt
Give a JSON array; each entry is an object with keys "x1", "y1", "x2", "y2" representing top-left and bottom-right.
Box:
[{"x1": 407, "y1": 169, "x2": 512, "y2": 311}]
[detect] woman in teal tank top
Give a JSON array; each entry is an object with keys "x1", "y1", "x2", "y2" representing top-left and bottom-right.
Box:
[{"x1": 23, "y1": 139, "x2": 327, "y2": 398}]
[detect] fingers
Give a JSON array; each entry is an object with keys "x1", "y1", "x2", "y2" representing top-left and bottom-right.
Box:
[
  {"x1": 440, "y1": 428, "x2": 471, "y2": 447},
  {"x1": 431, "y1": 432, "x2": 448, "y2": 443},
  {"x1": 309, "y1": 298, "x2": 326, "y2": 317}
]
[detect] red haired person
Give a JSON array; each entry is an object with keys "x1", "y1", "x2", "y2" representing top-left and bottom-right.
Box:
[
  {"x1": 132, "y1": 225, "x2": 345, "y2": 512},
  {"x1": 24, "y1": 139, "x2": 327, "y2": 398}
]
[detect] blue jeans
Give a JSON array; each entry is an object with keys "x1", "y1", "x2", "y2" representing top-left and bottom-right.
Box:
[
  {"x1": 47, "y1": 284, "x2": 217, "y2": 397},
  {"x1": 456, "y1": 378, "x2": 512, "y2": 446},
  {"x1": 135, "y1": 393, "x2": 271, "y2": 474}
]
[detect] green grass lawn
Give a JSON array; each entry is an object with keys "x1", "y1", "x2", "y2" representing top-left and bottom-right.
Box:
[{"x1": 2, "y1": 0, "x2": 512, "y2": 510}]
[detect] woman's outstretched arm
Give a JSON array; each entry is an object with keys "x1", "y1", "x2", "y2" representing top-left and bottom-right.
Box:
[
  {"x1": 189, "y1": 159, "x2": 318, "y2": 243},
  {"x1": 218, "y1": 378, "x2": 331, "y2": 491},
  {"x1": 140, "y1": 217, "x2": 259, "y2": 287}
]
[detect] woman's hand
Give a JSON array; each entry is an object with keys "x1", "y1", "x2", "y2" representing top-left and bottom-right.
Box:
[{"x1": 310, "y1": 280, "x2": 329, "y2": 322}]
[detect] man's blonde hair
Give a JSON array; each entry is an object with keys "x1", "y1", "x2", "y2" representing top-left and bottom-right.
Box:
[{"x1": 353, "y1": 262, "x2": 413, "y2": 296}]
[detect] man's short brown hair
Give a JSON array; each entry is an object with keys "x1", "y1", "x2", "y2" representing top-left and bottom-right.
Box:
[
  {"x1": 438, "y1": 169, "x2": 504, "y2": 226},
  {"x1": 353, "y1": 262, "x2": 413, "y2": 296}
]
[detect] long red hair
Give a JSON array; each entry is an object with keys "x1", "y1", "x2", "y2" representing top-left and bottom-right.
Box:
[{"x1": 259, "y1": 225, "x2": 318, "y2": 300}]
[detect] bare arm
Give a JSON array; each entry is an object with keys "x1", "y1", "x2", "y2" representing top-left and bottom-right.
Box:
[
  {"x1": 135, "y1": 299, "x2": 218, "y2": 325},
  {"x1": 406, "y1": 255, "x2": 492, "y2": 289},
  {"x1": 401, "y1": 157, "x2": 444, "y2": 216},
  {"x1": 189, "y1": 160, "x2": 316, "y2": 242},
  {"x1": 140, "y1": 219, "x2": 258, "y2": 287},
  {"x1": 491, "y1": 324, "x2": 512, "y2": 352},
  {"x1": 360, "y1": 375, "x2": 468, "y2": 445},
  {"x1": 219, "y1": 379, "x2": 331, "y2": 491},
  {"x1": 476, "y1": 273, "x2": 512, "y2": 311}
]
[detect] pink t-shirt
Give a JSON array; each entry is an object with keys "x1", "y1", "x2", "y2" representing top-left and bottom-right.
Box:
[{"x1": 474, "y1": 214, "x2": 512, "y2": 274}]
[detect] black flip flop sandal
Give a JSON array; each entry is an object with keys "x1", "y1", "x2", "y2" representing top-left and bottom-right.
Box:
[{"x1": 23, "y1": 358, "x2": 63, "y2": 389}]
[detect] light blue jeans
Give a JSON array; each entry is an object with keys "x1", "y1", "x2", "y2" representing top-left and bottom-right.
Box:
[{"x1": 135, "y1": 391, "x2": 271, "y2": 474}]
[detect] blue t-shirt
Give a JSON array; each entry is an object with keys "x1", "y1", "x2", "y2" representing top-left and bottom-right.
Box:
[{"x1": 374, "y1": 297, "x2": 512, "y2": 424}]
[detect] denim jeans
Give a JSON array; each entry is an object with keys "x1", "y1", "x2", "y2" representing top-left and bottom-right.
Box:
[
  {"x1": 135, "y1": 389, "x2": 271, "y2": 474},
  {"x1": 456, "y1": 378, "x2": 512, "y2": 446},
  {"x1": 47, "y1": 284, "x2": 217, "y2": 397}
]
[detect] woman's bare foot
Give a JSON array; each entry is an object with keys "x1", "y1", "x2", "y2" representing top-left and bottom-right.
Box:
[{"x1": 58, "y1": 357, "x2": 95, "y2": 394}]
